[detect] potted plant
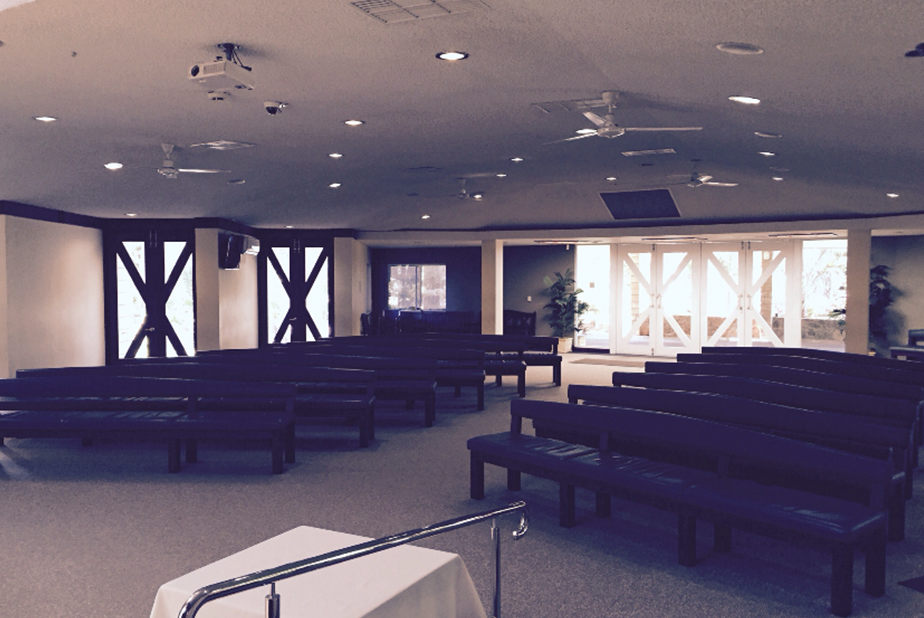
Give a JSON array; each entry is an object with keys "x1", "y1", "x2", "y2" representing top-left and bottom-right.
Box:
[
  {"x1": 543, "y1": 269, "x2": 590, "y2": 353},
  {"x1": 829, "y1": 264, "x2": 898, "y2": 355}
]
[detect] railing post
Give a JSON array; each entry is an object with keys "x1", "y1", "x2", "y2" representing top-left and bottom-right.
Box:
[
  {"x1": 265, "y1": 582, "x2": 280, "y2": 618},
  {"x1": 491, "y1": 517, "x2": 501, "y2": 618}
]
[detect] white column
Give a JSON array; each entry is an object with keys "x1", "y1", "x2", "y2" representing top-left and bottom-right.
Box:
[
  {"x1": 844, "y1": 228, "x2": 871, "y2": 354},
  {"x1": 0, "y1": 217, "x2": 9, "y2": 378},
  {"x1": 194, "y1": 228, "x2": 221, "y2": 351},
  {"x1": 481, "y1": 239, "x2": 503, "y2": 334},
  {"x1": 333, "y1": 237, "x2": 369, "y2": 336},
  {"x1": 784, "y1": 240, "x2": 803, "y2": 347}
]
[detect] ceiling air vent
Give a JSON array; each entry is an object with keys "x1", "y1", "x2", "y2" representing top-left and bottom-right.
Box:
[
  {"x1": 600, "y1": 189, "x2": 681, "y2": 220},
  {"x1": 351, "y1": 0, "x2": 486, "y2": 23}
]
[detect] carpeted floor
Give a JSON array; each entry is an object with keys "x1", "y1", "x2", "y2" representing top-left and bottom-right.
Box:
[{"x1": 0, "y1": 354, "x2": 922, "y2": 617}]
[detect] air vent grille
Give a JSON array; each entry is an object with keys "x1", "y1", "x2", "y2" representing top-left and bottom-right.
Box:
[{"x1": 351, "y1": 0, "x2": 485, "y2": 23}]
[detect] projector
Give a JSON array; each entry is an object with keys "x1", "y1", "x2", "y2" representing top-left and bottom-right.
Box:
[{"x1": 189, "y1": 60, "x2": 254, "y2": 91}]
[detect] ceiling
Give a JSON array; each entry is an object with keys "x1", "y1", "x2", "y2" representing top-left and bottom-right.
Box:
[{"x1": 1, "y1": 0, "x2": 923, "y2": 234}]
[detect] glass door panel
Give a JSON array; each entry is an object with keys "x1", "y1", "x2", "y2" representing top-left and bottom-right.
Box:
[
  {"x1": 656, "y1": 247, "x2": 698, "y2": 355},
  {"x1": 117, "y1": 241, "x2": 147, "y2": 358},
  {"x1": 745, "y1": 243, "x2": 791, "y2": 347},
  {"x1": 616, "y1": 248, "x2": 654, "y2": 354},
  {"x1": 164, "y1": 241, "x2": 194, "y2": 357},
  {"x1": 305, "y1": 247, "x2": 330, "y2": 339},
  {"x1": 575, "y1": 244, "x2": 611, "y2": 349}
]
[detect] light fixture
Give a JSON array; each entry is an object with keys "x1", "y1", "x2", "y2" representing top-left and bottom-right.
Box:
[
  {"x1": 329, "y1": 153, "x2": 343, "y2": 159},
  {"x1": 104, "y1": 162, "x2": 123, "y2": 171},
  {"x1": 284, "y1": 225, "x2": 294, "y2": 229},
  {"x1": 34, "y1": 116, "x2": 57, "y2": 122},
  {"x1": 125, "y1": 213, "x2": 137, "y2": 217},
  {"x1": 472, "y1": 193, "x2": 483, "y2": 200},
  {"x1": 436, "y1": 51, "x2": 469, "y2": 61},
  {"x1": 887, "y1": 192, "x2": 900, "y2": 198},
  {"x1": 344, "y1": 119, "x2": 364, "y2": 126},
  {"x1": 716, "y1": 42, "x2": 764, "y2": 55},
  {"x1": 772, "y1": 176, "x2": 784, "y2": 181},
  {"x1": 728, "y1": 96, "x2": 760, "y2": 105},
  {"x1": 510, "y1": 157, "x2": 524, "y2": 162},
  {"x1": 754, "y1": 131, "x2": 782, "y2": 138},
  {"x1": 421, "y1": 214, "x2": 431, "y2": 219},
  {"x1": 496, "y1": 173, "x2": 506, "y2": 178},
  {"x1": 606, "y1": 176, "x2": 617, "y2": 181},
  {"x1": 758, "y1": 151, "x2": 777, "y2": 157},
  {"x1": 329, "y1": 182, "x2": 342, "y2": 188}
]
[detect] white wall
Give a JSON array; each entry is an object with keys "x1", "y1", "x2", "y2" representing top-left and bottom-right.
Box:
[
  {"x1": 194, "y1": 228, "x2": 258, "y2": 351},
  {"x1": 333, "y1": 237, "x2": 369, "y2": 336},
  {"x1": 0, "y1": 215, "x2": 104, "y2": 377}
]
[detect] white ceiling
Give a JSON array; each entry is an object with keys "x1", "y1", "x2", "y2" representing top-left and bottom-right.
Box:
[{"x1": 1, "y1": 0, "x2": 923, "y2": 233}]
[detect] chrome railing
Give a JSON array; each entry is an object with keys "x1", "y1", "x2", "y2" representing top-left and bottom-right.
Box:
[{"x1": 178, "y1": 501, "x2": 529, "y2": 618}]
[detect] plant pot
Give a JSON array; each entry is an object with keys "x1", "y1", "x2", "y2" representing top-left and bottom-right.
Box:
[{"x1": 558, "y1": 337, "x2": 573, "y2": 353}]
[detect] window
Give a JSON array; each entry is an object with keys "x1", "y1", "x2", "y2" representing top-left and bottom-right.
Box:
[{"x1": 388, "y1": 264, "x2": 446, "y2": 310}]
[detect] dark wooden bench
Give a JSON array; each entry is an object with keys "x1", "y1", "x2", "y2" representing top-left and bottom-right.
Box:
[
  {"x1": 563, "y1": 383, "x2": 910, "y2": 541},
  {"x1": 702, "y1": 345, "x2": 924, "y2": 373},
  {"x1": 20, "y1": 363, "x2": 377, "y2": 448},
  {"x1": 200, "y1": 349, "x2": 439, "y2": 427},
  {"x1": 469, "y1": 399, "x2": 891, "y2": 616},
  {"x1": 0, "y1": 376, "x2": 297, "y2": 474}
]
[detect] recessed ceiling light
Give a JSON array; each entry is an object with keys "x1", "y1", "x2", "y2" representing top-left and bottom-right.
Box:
[
  {"x1": 125, "y1": 213, "x2": 137, "y2": 217},
  {"x1": 436, "y1": 51, "x2": 469, "y2": 61},
  {"x1": 606, "y1": 176, "x2": 617, "y2": 181},
  {"x1": 496, "y1": 173, "x2": 507, "y2": 178},
  {"x1": 344, "y1": 119, "x2": 364, "y2": 126},
  {"x1": 728, "y1": 96, "x2": 761, "y2": 105},
  {"x1": 284, "y1": 225, "x2": 294, "y2": 229},
  {"x1": 34, "y1": 116, "x2": 57, "y2": 122},
  {"x1": 887, "y1": 192, "x2": 900, "y2": 198},
  {"x1": 716, "y1": 42, "x2": 764, "y2": 55},
  {"x1": 421, "y1": 214, "x2": 431, "y2": 219},
  {"x1": 329, "y1": 153, "x2": 343, "y2": 159},
  {"x1": 472, "y1": 193, "x2": 483, "y2": 200},
  {"x1": 510, "y1": 157, "x2": 524, "y2": 162},
  {"x1": 103, "y1": 162, "x2": 123, "y2": 170},
  {"x1": 754, "y1": 131, "x2": 782, "y2": 138},
  {"x1": 758, "y1": 151, "x2": 777, "y2": 157},
  {"x1": 329, "y1": 182, "x2": 342, "y2": 188},
  {"x1": 772, "y1": 176, "x2": 784, "y2": 181}
]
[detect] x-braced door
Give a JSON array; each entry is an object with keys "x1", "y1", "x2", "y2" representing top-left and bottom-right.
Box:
[
  {"x1": 260, "y1": 240, "x2": 331, "y2": 344},
  {"x1": 112, "y1": 231, "x2": 194, "y2": 359}
]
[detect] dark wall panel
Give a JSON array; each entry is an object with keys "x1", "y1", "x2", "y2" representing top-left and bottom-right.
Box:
[
  {"x1": 503, "y1": 245, "x2": 574, "y2": 337},
  {"x1": 370, "y1": 247, "x2": 482, "y2": 314}
]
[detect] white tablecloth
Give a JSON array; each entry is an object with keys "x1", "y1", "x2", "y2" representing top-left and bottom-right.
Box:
[{"x1": 149, "y1": 526, "x2": 487, "y2": 618}]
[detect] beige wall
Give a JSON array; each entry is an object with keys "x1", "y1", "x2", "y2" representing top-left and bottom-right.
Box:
[
  {"x1": 333, "y1": 237, "x2": 370, "y2": 336},
  {"x1": 194, "y1": 228, "x2": 258, "y2": 351},
  {"x1": 0, "y1": 215, "x2": 104, "y2": 377}
]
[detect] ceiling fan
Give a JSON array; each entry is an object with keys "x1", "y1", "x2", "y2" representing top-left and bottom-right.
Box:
[
  {"x1": 157, "y1": 143, "x2": 230, "y2": 179},
  {"x1": 684, "y1": 173, "x2": 738, "y2": 188},
  {"x1": 453, "y1": 178, "x2": 484, "y2": 200},
  {"x1": 545, "y1": 91, "x2": 702, "y2": 144}
]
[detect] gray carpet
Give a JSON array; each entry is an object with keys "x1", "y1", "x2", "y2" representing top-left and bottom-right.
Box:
[{"x1": 0, "y1": 357, "x2": 922, "y2": 617}]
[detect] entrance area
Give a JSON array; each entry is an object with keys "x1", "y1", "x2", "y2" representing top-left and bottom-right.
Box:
[{"x1": 575, "y1": 238, "x2": 845, "y2": 356}]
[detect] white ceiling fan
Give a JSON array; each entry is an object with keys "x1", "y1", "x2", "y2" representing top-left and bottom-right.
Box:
[
  {"x1": 453, "y1": 178, "x2": 484, "y2": 200},
  {"x1": 157, "y1": 143, "x2": 230, "y2": 179},
  {"x1": 685, "y1": 173, "x2": 738, "y2": 188},
  {"x1": 545, "y1": 91, "x2": 702, "y2": 144}
]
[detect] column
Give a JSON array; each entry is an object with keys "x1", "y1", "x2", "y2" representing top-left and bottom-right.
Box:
[
  {"x1": 481, "y1": 239, "x2": 503, "y2": 334},
  {"x1": 844, "y1": 228, "x2": 871, "y2": 354}
]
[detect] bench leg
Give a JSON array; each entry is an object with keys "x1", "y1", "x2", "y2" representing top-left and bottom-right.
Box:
[
  {"x1": 185, "y1": 439, "x2": 198, "y2": 464},
  {"x1": 678, "y1": 514, "x2": 697, "y2": 567},
  {"x1": 359, "y1": 413, "x2": 370, "y2": 448},
  {"x1": 713, "y1": 524, "x2": 732, "y2": 553},
  {"x1": 831, "y1": 545, "x2": 854, "y2": 617},
  {"x1": 424, "y1": 396, "x2": 435, "y2": 428},
  {"x1": 477, "y1": 383, "x2": 485, "y2": 411},
  {"x1": 595, "y1": 493, "x2": 611, "y2": 518},
  {"x1": 507, "y1": 469, "x2": 521, "y2": 491},
  {"x1": 864, "y1": 532, "x2": 887, "y2": 598},
  {"x1": 553, "y1": 360, "x2": 562, "y2": 386},
  {"x1": 284, "y1": 424, "x2": 295, "y2": 464},
  {"x1": 470, "y1": 452, "x2": 485, "y2": 500},
  {"x1": 271, "y1": 430, "x2": 285, "y2": 474},
  {"x1": 168, "y1": 439, "x2": 182, "y2": 473},
  {"x1": 888, "y1": 489, "x2": 905, "y2": 542},
  {"x1": 559, "y1": 483, "x2": 576, "y2": 528},
  {"x1": 517, "y1": 372, "x2": 526, "y2": 398},
  {"x1": 495, "y1": 374, "x2": 503, "y2": 387},
  {"x1": 369, "y1": 406, "x2": 376, "y2": 441}
]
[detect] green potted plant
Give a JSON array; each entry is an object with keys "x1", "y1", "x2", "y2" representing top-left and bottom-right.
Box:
[
  {"x1": 829, "y1": 264, "x2": 898, "y2": 355},
  {"x1": 543, "y1": 269, "x2": 590, "y2": 352}
]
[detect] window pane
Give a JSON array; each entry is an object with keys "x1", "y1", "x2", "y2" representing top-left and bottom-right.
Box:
[
  {"x1": 268, "y1": 247, "x2": 291, "y2": 343},
  {"x1": 306, "y1": 249, "x2": 330, "y2": 339},
  {"x1": 117, "y1": 241, "x2": 147, "y2": 358},
  {"x1": 165, "y1": 241, "x2": 194, "y2": 356},
  {"x1": 388, "y1": 265, "x2": 419, "y2": 310},
  {"x1": 419, "y1": 265, "x2": 446, "y2": 310}
]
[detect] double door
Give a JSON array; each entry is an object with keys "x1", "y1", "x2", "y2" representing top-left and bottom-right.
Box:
[{"x1": 612, "y1": 241, "x2": 800, "y2": 356}]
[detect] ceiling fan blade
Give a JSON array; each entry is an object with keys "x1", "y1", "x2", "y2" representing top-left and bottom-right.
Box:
[
  {"x1": 622, "y1": 126, "x2": 703, "y2": 132},
  {"x1": 698, "y1": 175, "x2": 713, "y2": 183},
  {"x1": 582, "y1": 111, "x2": 607, "y2": 127},
  {"x1": 704, "y1": 181, "x2": 738, "y2": 187},
  {"x1": 177, "y1": 168, "x2": 231, "y2": 174}
]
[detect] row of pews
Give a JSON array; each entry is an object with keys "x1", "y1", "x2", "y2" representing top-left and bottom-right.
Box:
[
  {"x1": 0, "y1": 333, "x2": 562, "y2": 475},
  {"x1": 468, "y1": 346, "x2": 924, "y2": 616}
]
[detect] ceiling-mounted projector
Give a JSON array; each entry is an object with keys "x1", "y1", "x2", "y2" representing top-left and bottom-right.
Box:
[{"x1": 189, "y1": 60, "x2": 254, "y2": 91}]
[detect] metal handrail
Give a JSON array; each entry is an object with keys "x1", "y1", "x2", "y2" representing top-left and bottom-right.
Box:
[{"x1": 178, "y1": 501, "x2": 529, "y2": 618}]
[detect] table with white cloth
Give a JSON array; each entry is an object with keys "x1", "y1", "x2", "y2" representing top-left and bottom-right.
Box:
[{"x1": 149, "y1": 525, "x2": 488, "y2": 618}]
